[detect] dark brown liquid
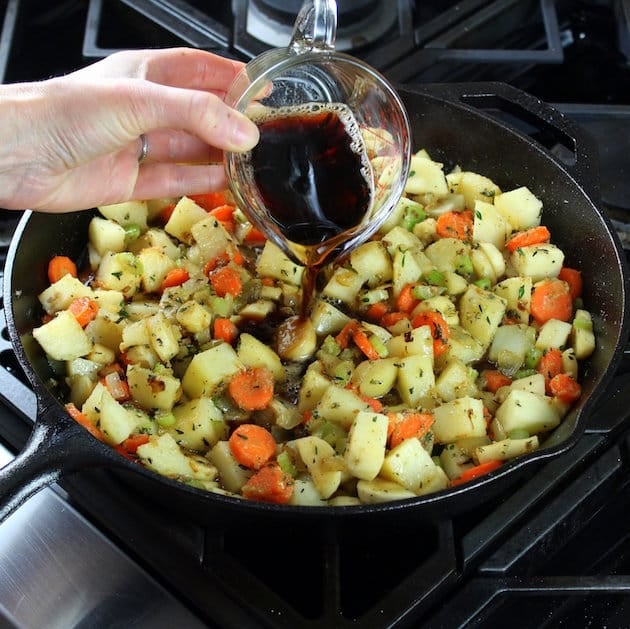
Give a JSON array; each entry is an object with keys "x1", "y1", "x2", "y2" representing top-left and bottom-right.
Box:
[{"x1": 249, "y1": 106, "x2": 372, "y2": 247}]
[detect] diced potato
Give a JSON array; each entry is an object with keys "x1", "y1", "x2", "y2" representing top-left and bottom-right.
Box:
[
  {"x1": 443, "y1": 270, "x2": 468, "y2": 296},
  {"x1": 169, "y1": 398, "x2": 228, "y2": 451},
  {"x1": 381, "y1": 437, "x2": 448, "y2": 494},
  {"x1": 474, "y1": 436, "x2": 539, "y2": 464},
  {"x1": 164, "y1": 196, "x2": 208, "y2": 243},
  {"x1": 128, "y1": 227, "x2": 181, "y2": 259},
  {"x1": 572, "y1": 309, "x2": 596, "y2": 359},
  {"x1": 432, "y1": 396, "x2": 486, "y2": 443},
  {"x1": 507, "y1": 372, "x2": 546, "y2": 397},
  {"x1": 314, "y1": 384, "x2": 375, "y2": 429},
  {"x1": 444, "y1": 325, "x2": 485, "y2": 364},
  {"x1": 472, "y1": 200, "x2": 511, "y2": 248},
  {"x1": 356, "y1": 478, "x2": 416, "y2": 504},
  {"x1": 435, "y1": 358, "x2": 477, "y2": 402},
  {"x1": 89, "y1": 216, "x2": 127, "y2": 256},
  {"x1": 298, "y1": 361, "x2": 331, "y2": 413},
  {"x1": 470, "y1": 242, "x2": 506, "y2": 283},
  {"x1": 391, "y1": 248, "x2": 433, "y2": 297},
  {"x1": 440, "y1": 442, "x2": 474, "y2": 480},
  {"x1": 310, "y1": 299, "x2": 351, "y2": 336},
  {"x1": 510, "y1": 244, "x2": 564, "y2": 282},
  {"x1": 495, "y1": 389, "x2": 561, "y2": 434},
  {"x1": 136, "y1": 247, "x2": 176, "y2": 293},
  {"x1": 488, "y1": 324, "x2": 532, "y2": 375},
  {"x1": 412, "y1": 295, "x2": 460, "y2": 327},
  {"x1": 98, "y1": 199, "x2": 148, "y2": 231},
  {"x1": 321, "y1": 267, "x2": 364, "y2": 304},
  {"x1": 386, "y1": 325, "x2": 433, "y2": 358},
  {"x1": 562, "y1": 348, "x2": 579, "y2": 379},
  {"x1": 96, "y1": 251, "x2": 142, "y2": 297},
  {"x1": 457, "y1": 171, "x2": 501, "y2": 209},
  {"x1": 350, "y1": 358, "x2": 398, "y2": 399},
  {"x1": 39, "y1": 274, "x2": 94, "y2": 315},
  {"x1": 349, "y1": 240, "x2": 393, "y2": 287},
  {"x1": 493, "y1": 277, "x2": 532, "y2": 324},
  {"x1": 190, "y1": 215, "x2": 233, "y2": 263},
  {"x1": 494, "y1": 186, "x2": 542, "y2": 230},
  {"x1": 33, "y1": 310, "x2": 92, "y2": 361},
  {"x1": 290, "y1": 478, "x2": 327, "y2": 506},
  {"x1": 396, "y1": 354, "x2": 435, "y2": 407},
  {"x1": 535, "y1": 318, "x2": 572, "y2": 350},
  {"x1": 127, "y1": 364, "x2": 182, "y2": 411},
  {"x1": 344, "y1": 411, "x2": 389, "y2": 481},
  {"x1": 237, "y1": 332, "x2": 286, "y2": 382},
  {"x1": 424, "y1": 238, "x2": 471, "y2": 274},
  {"x1": 175, "y1": 300, "x2": 213, "y2": 334},
  {"x1": 137, "y1": 433, "x2": 218, "y2": 481},
  {"x1": 98, "y1": 389, "x2": 139, "y2": 445},
  {"x1": 404, "y1": 154, "x2": 449, "y2": 196},
  {"x1": 295, "y1": 436, "x2": 342, "y2": 499},
  {"x1": 207, "y1": 440, "x2": 252, "y2": 493},
  {"x1": 146, "y1": 312, "x2": 181, "y2": 362},
  {"x1": 81, "y1": 381, "x2": 108, "y2": 425},
  {"x1": 182, "y1": 342, "x2": 243, "y2": 399},
  {"x1": 459, "y1": 284, "x2": 507, "y2": 348},
  {"x1": 381, "y1": 225, "x2": 423, "y2": 255},
  {"x1": 256, "y1": 241, "x2": 304, "y2": 287}
]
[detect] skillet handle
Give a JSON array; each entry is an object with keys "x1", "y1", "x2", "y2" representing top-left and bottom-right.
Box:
[
  {"x1": 416, "y1": 81, "x2": 602, "y2": 200},
  {"x1": 0, "y1": 397, "x2": 115, "y2": 523}
]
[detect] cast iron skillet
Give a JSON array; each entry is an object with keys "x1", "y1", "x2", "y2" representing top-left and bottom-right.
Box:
[{"x1": 0, "y1": 83, "x2": 628, "y2": 525}]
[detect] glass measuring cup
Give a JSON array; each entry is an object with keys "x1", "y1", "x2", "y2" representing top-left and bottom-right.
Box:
[{"x1": 224, "y1": 0, "x2": 412, "y2": 269}]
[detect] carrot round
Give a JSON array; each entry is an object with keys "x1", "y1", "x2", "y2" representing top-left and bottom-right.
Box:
[
  {"x1": 549, "y1": 373, "x2": 582, "y2": 404},
  {"x1": 537, "y1": 348, "x2": 563, "y2": 394},
  {"x1": 210, "y1": 265, "x2": 242, "y2": 297},
  {"x1": 159, "y1": 203, "x2": 176, "y2": 224},
  {"x1": 241, "y1": 461, "x2": 294, "y2": 504},
  {"x1": 436, "y1": 210, "x2": 473, "y2": 241},
  {"x1": 189, "y1": 191, "x2": 230, "y2": 211},
  {"x1": 68, "y1": 296, "x2": 99, "y2": 328},
  {"x1": 481, "y1": 369, "x2": 512, "y2": 394},
  {"x1": 229, "y1": 423, "x2": 277, "y2": 469},
  {"x1": 65, "y1": 402, "x2": 104, "y2": 441},
  {"x1": 244, "y1": 226, "x2": 267, "y2": 246},
  {"x1": 352, "y1": 328, "x2": 380, "y2": 360},
  {"x1": 411, "y1": 311, "x2": 450, "y2": 357},
  {"x1": 396, "y1": 283, "x2": 420, "y2": 314},
  {"x1": 505, "y1": 225, "x2": 551, "y2": 253},
  {"x1": 365, "y1": 301, "x2": 389, "y2": 322},
  {"x1": 451, "y1": 459, "x2": 502, "y2": 486},
  {"x1": 229, "y1": 367, "x2": 275, "y2": 411},
  {"x1": 388, "y1": 412, "x2": 434, "y2": 449},
  {"x1": 213, "y1": 317, "x2": 239, "y2": 344},
  {"x1": 203, "y1": 251, "x2": 230, "y2": 276},
  {"x1": 48, "y1": 255, "x2": 77, "y2": 284},
  {"x1": 530, "y1": 278, "x2": 573, "y2": 325},
  {"x1": 380, "y1": 311, "x2": 408, "y2": 328},
  {"x1": 558, "y1": 267, "x2": 583, "y2": 301},
  {"x1": 161, "y1": 267, "x2": 190, "y2": 291}
]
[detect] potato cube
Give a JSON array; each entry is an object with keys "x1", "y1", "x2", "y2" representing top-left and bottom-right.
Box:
[
  {"x1": 33, "y1": 310, "x2": 92, "y2": 361},
  {"x1": 459, "y1": 284, "x2": 507, "y2": 349},
  {"x1": 169, "y1": 398, "x2": 228, "y2": 451},
  {"x1": 207, "y1": 440, "x2": 252, "y2": 493},
  {"x1": 343, "y1": 411, "x2": 389, "y2": 481},
  {"x1": 495, "y1": 389, "x2": 561, "y2": 435},
  {"x1": 237, "y1": 332, "x2": 286, "y2": 382},
  {"x1": 510, "y1": 244, "x2": 564, "y2": 282},
  {"x1": 494, "y1": 186, "x2": 542, "y2": 230},
  {"x1": 472, "y1": 200, "x2": 511, "y2": 248},
  {"x1": 295, "y1": 436, "x2": 342, "y2": 499},
  {"x1": 396, "y1": 354, "x2": 435, "y2": 407},
  {"x1": 164, "y1": 196, "x2": 208, "y2": 243},
  {"x1": 89, "y1": 216, "x2": 127, "y2": 256},
  {"x1": 404, "y1": 155, "x2": 449, "y2": 196},
  {"x1": 356, "y1": 478, "x2": 416, "y2": 504},
  {"x1": 256, "y1": 241, "x2": 304, "y2": 287},
  {"x1": 432, "y1": 396, "x2": 486, "y2": 443},
  {"x1": 493, "y1": 277, "x2": 532, "y2": 324},
  {"x1": 350, "y1": 358, "x2": 398, "y2": 399},
  {"x1": 349, "y1": 241, "x2": 393, "y2": 287},
  {"x1": 182, "y1": 342, "x2": 243, "y2": 399},
  {"x1": 127, "y1": 364, "x2": 182, "y2": 411},
  {"x1": 98, "y1": 199, "x2": 148, "y2": 231},
  {"x1": 98, "y1": 389, "x2": 140, "y2": 445},
  {"x1": 96, "y1": 252, "x2": 142, "y2": 297},
  {"x1": 137, "y1": 247, "x2": 176, "y2": 293}
]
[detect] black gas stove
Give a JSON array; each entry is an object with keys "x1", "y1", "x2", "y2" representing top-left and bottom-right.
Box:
[{"x1": 0, "y1": 2, "x2": 630, "y2": 628}]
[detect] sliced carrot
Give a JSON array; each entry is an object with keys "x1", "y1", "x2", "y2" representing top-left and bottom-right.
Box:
[
  {"x1": 481, "y1": 369, "x2": 512, "y2": 394},
  {"x1": 101, "y1": 370, "x2": 131, "y2": 402},
  {"x1": 451, "y1": 459, "x2": 502, "y2": 486},
  {"x1": 65, "y1": 402, "x2": 104, "y2": 441},
  {"x1": 241, "y1": 461, "x2": 294, "y2": 504},
  {"x1": 537, "y1": 347, "x2": 564, "y2": 394},
  {"x1": 243, "y1": 226, "x2": 267, "y2": 246},
  {"x1": 335, "y1": 320, "x2": 359, "y2": 350},
  {"x1": 558, "y1": 267, "x2": 583, "y2": 301},
  {"x1": 189, "y1": 191, "x2": 229, "y2": 211},
  {"x1": 260, "y1": 277, "x2": 276, "y2": 287},
  {"x1": 229, "y1": 367, "x2": 275, "y2": 411},
  {"x1": 159, "y1": 203, "x2": 176, "y2": 224},
  {"x1": 203, "y1": 251, "x2": 230, "y2": 276},
  {"x1": 411, "y1": 311, "x2": 450, "y2": 357},
  {"x1": 209, "y1": 265, "x2": 242, "y2": 297},
  {"x1": 396, "y1": 283, "x2": 420, "y2": 314},
  {"x1": 380, "y1": 311, "x2": 408, "y2": 328},
  {"x1": 118, "y1": 433, "x2": 150, "y2": 454},
  {"x1": 505, "y1": 225, "x2": 551, "y2": 253},
  {"x1": 213, "y1": 318, "x2": 239, "y2": 344},
  {"x1": 360, "y1": 394, "x2": 384, "y2": 413},
  {"x1": 48, "y1": 255, "x2": 77, "y2": 284},
  {"x1": 229, "y1": 423, "x2": 277, "y2": 469},
  {"x1": 161, "y1": 267, "x2": 190, "y2": 291},
  {"x1": 352, "y1": 328, "x2": 380, "y2": 360},
  {"x1": 436, "y1": 210, "x2": 473, "y2": 241},
  {"x1": 549, "y1": 373, "x2": 582, "y2": 404},
  {"x1": 366, "y1": 301, "x2": 389, "y2": 322},
  {"x1": 231, "y1": 246, "x2": 245, "y2": 266},
  {"x1": 68, "y1": 296, "x2": 99, "y2": 327},
  {"x1": 530, "y1": 278, "x2": 573, "y2": 325},
  {"x1": 388, "y1": 412, "x2": 434, "y2": 449}
]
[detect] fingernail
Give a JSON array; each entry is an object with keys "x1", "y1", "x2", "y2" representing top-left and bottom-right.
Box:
[{"x1": 230, "y1": 114, "x2": 259, "y2": 151}]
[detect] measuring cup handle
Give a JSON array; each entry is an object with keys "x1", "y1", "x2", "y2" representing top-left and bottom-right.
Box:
[{"x1": 290, "y1": 0, "x2": 338, "y2": 53}]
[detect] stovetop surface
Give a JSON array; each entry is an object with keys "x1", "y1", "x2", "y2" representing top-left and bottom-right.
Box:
[{"x1": 0, "y1": 1, "x2": 629, "y2": 628}]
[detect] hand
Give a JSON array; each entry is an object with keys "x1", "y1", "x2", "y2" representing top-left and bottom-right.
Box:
[{"x1": 0, "y1": 48, "x2": 259, "y2": 211}]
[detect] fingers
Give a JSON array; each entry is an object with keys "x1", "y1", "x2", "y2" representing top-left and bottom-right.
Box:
[
  {"x1": 136, "y1": 129, "x2": 224, "y2": 164},
  {"x1": 132, "y1": 162, "x2": 229, "y2": 200}
]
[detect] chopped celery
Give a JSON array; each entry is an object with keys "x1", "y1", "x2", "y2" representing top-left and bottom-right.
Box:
[
  {"x1": 424, "y1": 269, "x2": 446, "y2": 287},
  {"x1": 455, "y1": 254, "x2": 473, "y2": 276},
  {"x1": 155, "y1": 410, "x2": 176, "y2": 428},
  {"x1": 124, "y1": 223, "x2": 141, "y2": 242},
  {"x1": 368, "y1": 334, "x2": 388, "y2": 358},
  {"x1": 524, "y1": 347, "x2": 543, "y2": 370},
  {"x1": 321, "y1": 335, "x2": 341, "y2": 356},
  {"x1": 507, "y1": 428, "x2": 530, "y2": 440},
  {"x1": 474, "y1": 278, "x2": 492, "y2": 290},
  {"x1": 277, "y1": 451, "x2": 297, "y2": 477},
  {"x1": 402, "y1": 205, "x2": 426, "y2": 231}
]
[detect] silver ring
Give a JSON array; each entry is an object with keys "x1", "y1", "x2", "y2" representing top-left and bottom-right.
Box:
[{"x1": 137, "y1": 133, "x2": 149, "y2": 165}]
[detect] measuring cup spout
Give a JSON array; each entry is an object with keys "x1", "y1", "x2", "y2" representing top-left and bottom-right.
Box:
[{"x1": 290, "y1": 0, "x2": 338, "y2": 53}]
